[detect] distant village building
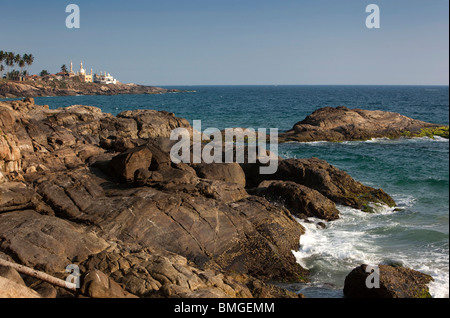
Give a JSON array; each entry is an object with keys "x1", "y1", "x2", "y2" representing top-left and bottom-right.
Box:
[
  {"x1": 94, "y1": 72, "x2": 117, "y2": 85},
  {"x1": 25, "y1": 75, "x2": 40, "y2": 81},
  {"x1": 69, "y1": 60, "x2": 93, "y2": 83},
  {"x1": 68, "y1": 60, "x2": 117, "y2": 84},
  {"x1": 55, "y1": 71, "x2": 70, "y2": 78}
]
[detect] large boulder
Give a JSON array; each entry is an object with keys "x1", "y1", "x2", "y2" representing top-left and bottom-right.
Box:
[
  {"x1": 254, "y1": 180, "x2": 340, "y2": 221},
  {"x1": 244, "y1": 157, "x2": 396, "y2": 212},
  {"x1": 192, "y1": 162, "x2": 247, "y2": 187},
  {"x1": 117, "y1": 109, "x2": 191, "y2": 140},
  {"x1": 110, "y1": 145, "x2": 153, "y2": 182},
  {"x1": 343, "y1": 264, "x2": 434, "y2": 298},
  {"x1": 80, "y1": 269, "x2": 138, "y2": 298}
]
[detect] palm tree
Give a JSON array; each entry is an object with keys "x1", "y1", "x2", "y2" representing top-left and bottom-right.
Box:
[
  {"x1": 19, "y1": 59, "x2": 26, "y2": 75},
  {"x1": 61, "y1": 64, "x2": 68, "y2": 73},
  {"x1": 0, "y1": 51, "x2": 4, "y2": 79},
  {"x1": 6, "y1": 52, "x2": 15, "y2": 74},
  {"x1": 14, "y1": 54, "x2": 21, "y2": 69},
  {"x1": 24, "y1": 54, "x2": 34, "y2": 73},
  {"x1": 22, "y1": 54, "x2": 28, "y2": 72},
  {"x1": 0, "y1": 51, "x2": 5, "y2": 71}
]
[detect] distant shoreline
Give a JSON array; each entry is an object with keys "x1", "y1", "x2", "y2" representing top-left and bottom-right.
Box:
[{"x1": 0, "y1": 79, "x2": 180, "y2": 99}]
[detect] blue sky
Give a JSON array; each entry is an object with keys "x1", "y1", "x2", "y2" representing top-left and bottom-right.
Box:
[{"x1": 1, "y1": 0, "x2": 448, "y2": 85}]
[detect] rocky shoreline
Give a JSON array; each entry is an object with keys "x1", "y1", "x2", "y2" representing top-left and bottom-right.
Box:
[
  {"x1": 0, "y1": 80, "x2": 179, "y2": 99},
  {"x1": 0, "y1": 98, "x2": 438, "y2": 298}
]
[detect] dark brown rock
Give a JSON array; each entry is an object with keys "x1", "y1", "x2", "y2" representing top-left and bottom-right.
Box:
[
  {"x1": 0, "y1": 81, "x2": 175, "y2": 99},
  {"x1": 343, "y1": 264, "x2": 434, "y2": 298},
  {"x1": 0, "y1": 99, "x2": 413, "y2": 299},
  {"x1": 245, "y1": 158, "x2": 396, "y2": 211},
  {"x1": 118, "y1": 109, "x2": 191, "y2": 140},
  {"x1": 192, "y1": 162, "x2": 246, "y2": 187},
  {"x1": 110, "y1": 145, "x2": 153, "y2": 182},
  {"x1": 26, "y1": 167, "x2": 306, "y2": 283},
  {"x1": 0, "y1": 210, "x2": 109, "y2": 274},
  {"x1": 81, "y1": 246, "x2": 299, "y2": 298},
  {"x1": 280, "y1": 106, "x2": 444, "y2": 142},
  {"x1": 80, "y1": 269, "x2": 137, "y2": 298},
  {"x1": 197, "y1": 179, "x2": 249, "y2": 203},
  {"x1": 254, "y1": 180, "x2": 340, "y2": 220},
  {"x1": 0, "y1": 182, "x2": 37, "y2": 213}
]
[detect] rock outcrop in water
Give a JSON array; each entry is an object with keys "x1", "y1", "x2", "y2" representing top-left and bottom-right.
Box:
[
  {"x1": 0, "y1": 99, "x2": 400, "y2": 298},
  {"x1": 279, "y1": 106, "x2": 448, "y2": 142},
  {"x1": 343, "y1": 264, "x2": 434, "y2": 298}
]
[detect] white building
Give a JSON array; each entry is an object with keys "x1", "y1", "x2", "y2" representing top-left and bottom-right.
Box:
[{"x1": 93, "y1": 71, "x2": 117, "y2": 85}]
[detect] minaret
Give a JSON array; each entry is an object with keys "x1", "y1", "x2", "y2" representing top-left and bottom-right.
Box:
[{"x1": 70, "y1": 61, "x2": 73, "y2": 74}]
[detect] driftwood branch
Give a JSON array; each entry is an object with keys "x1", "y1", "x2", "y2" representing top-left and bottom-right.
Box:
[{"x1": 0, "y1": 258, "x2": 77, "y2": 291}]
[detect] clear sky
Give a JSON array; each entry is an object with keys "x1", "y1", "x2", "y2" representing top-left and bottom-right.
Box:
[{"x1": 1, "y1": 0, "x2": 448, "y2": 85}]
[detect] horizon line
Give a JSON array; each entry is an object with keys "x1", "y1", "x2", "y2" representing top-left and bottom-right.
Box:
[{"x1": 149, "y1": 84, "x2": 450, "y2": 87}]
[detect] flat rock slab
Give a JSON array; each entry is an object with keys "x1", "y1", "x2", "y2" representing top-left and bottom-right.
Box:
[{"x1": 0, "y1": 210, "x2": 109, "y2": 274}]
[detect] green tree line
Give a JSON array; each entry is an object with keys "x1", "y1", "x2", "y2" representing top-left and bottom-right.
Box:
[{"x1": 0, "y1": 51, "x2": 34, "y2": 80}]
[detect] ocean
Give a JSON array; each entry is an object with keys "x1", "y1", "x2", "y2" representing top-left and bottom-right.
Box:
[{"x1": 26, "y1": 85, "x2": 450, "y2": 298}]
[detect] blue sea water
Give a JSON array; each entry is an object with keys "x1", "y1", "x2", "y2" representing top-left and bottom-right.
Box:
[{"x1": 18, "y1": 85, "x2": 450, "y2": 298}]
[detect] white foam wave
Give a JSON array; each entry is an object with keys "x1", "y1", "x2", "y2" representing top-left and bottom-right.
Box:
[
  {"x1": 282, "y1": 136, "x2": 448, "y2": 147},
  {"x1": 364, "y1": 137, "x2": 391, "y2": 143},
  {"x1": 401, "y1": 252, "x2": 449, "y2": 298},
  {"x1": 283, "y1": 140, "x2": 328, "y2": 145},
  {"x1": 392, "y1": 194, "x2": 416, "y2": 209},
  {"x1": 428, "y1": 273, "x2": 449, "y2": 298},
  {"x1": 367, "y1": 202, "x2": 397, "y2": 214},
  {"x1": 431, "y1": 136, "x2": 449, "y2": 142},
  {"x1": 292, "y1": 204, "x2": 449, "y2": 298},
  {"x1": 293, "y1": 208, "x2": 382, "y2": 270}
]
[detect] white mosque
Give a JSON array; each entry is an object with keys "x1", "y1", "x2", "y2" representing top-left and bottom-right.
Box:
[
  {"x1": 69, "y1": 61, "x2": 93, "y2": 83},
  {"x1": 69, "y1": 60, "x2": 117, "y2": 84}
]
